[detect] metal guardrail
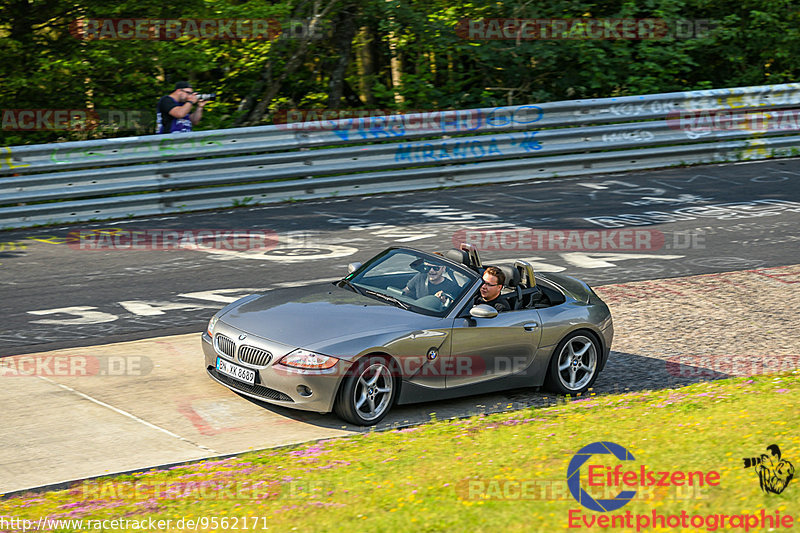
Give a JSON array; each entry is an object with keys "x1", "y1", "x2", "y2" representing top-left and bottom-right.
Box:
[{"x1": 2, "y1": 83, "x2": 799, "y2": 229}]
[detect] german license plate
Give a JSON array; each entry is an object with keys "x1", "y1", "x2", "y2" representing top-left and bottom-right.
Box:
[{"x1": 216, "y1": 357, "x2": 256, "y2": 385}]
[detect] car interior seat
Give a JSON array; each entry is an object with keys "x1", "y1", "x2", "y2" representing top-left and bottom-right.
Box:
[
  {"x1": 497, "y1": 264, "x2": 522, "y2": 310},
  {"x1": 445, "y1": 243, "x2": 483, "y2": 272},
  {"x1": 514, "y1": 260, "x2": 548, "y2": 308}
]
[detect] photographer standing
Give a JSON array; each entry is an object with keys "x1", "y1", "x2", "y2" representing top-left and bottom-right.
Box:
[{"x1": 156, "y1": 81, "x2": 207, "y2": 134}]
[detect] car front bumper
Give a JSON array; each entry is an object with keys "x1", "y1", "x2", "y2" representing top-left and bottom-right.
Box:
[{"x1": 202, "y1": 329, "x2": 349, "y2": 414}]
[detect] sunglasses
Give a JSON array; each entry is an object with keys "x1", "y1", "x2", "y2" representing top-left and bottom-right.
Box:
[{"x1": 425, "y1": 265, "x2": 443, "y2": 272}]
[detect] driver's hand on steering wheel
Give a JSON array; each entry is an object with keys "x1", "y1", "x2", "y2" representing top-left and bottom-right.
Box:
[{"x1": 435, "y1": 290, "x2": 452, "y2": 306}]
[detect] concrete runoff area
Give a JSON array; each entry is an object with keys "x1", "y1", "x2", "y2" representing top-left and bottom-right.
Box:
[
  {"x1": 2, "y1": 264, "x2": 799, "y2": 495},
  {"x1": 0, "y1": 332, "x2": 352, "y2": 496}
]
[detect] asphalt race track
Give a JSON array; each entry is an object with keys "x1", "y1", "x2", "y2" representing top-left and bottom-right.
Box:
[
  {"x1": 1, "y1": 157, "x2": 799, "y2": 494},
  {"x1": 1, "y1": 157, "x2": 799, "y2": 354}
]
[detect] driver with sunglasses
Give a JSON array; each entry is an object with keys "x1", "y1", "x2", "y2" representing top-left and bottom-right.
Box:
[{"x1": 402, "y1": 261, "x2": 459, "y2": 304}]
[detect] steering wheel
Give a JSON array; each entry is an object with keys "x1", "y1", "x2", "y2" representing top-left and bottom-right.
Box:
[{"x1": 437, "y1": 291, "x2": 455, "y2": 307}]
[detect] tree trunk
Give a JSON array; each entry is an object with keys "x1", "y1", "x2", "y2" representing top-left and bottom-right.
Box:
[
  {"x1": 236, "y1": 0, "x2": 341, "y2": 127},
  {"x1": 385, "y1": 0, "x2": 404, "y2": 105},
  {"x1": 342, "y1": 79, "x2": 364, "y2": 107},
  {"x1": 355, "y1": 26, "x2": 376, "y2": 106},
  {"x1": 388, "y1": 35, "x2": 404, "y2": 105},
  {"x1": 233, "y1": 64, "x2": 272, "y2": 127},
  {"x1": 326, "y1": 2, "x2": 357, "y2": 109}
]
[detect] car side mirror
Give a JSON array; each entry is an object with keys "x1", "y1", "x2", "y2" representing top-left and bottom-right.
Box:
[
  {"x1": 469, "y1": 304, "x2": 498, "y2": 319},
  {"x1": 347, "y1": 262, "x2": 362, "y2": 274}
]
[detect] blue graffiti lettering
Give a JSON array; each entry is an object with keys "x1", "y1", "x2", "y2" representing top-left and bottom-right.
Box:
[
  {"x1": 456, "y1": 109, "x2": 482, "y2": 131},
  {"x1": 395, "y1": 144, "x2": 413, "y2": 162},
  {"x1": 486, "y1": 105, "x2": 543, "y2": 127},
  {"x1": 371, "y1": 116, "x2": 406, "y2": 139},
  {"x1": 329, "y1": 106, "x2": 542, "y2": 141},
  {"x1": 520, "y1": 132, "x2": 542, "y2": 151},
  {"x1": 468, "y1": 140, "x2": 486, "y2": 158},
  {"x1": 513, "y1": 105, "x2": 544, "y2": 124},
  {"x1": 393, "y1": 136, "x2": 519, "y2": 163}
]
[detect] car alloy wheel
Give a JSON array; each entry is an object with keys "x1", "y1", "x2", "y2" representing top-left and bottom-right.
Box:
[
  {"x1": 335, "y1": 356, "x2": 395, "y2": 425},
  {"x1": 546, "y1": 332, "x2": 599, "y2": 394}
]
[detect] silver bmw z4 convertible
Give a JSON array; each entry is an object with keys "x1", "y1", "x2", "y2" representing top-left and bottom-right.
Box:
[{"x1": 203, "y1": 243, "x2": 613, "y2": 425}]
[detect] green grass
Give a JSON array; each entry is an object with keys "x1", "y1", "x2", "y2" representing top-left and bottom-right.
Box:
[{"x1": 2, "y1": 371, "x2": 799, "y2": 532}]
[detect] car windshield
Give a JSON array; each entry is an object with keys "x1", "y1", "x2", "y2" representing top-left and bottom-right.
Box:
[{"x1": 345, "y1": 248, "x2": 478, "y2": 316}]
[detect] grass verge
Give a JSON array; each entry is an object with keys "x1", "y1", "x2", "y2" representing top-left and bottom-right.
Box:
[{"x1": 2, "y1": 371, "x2": 798, "y2": 532}]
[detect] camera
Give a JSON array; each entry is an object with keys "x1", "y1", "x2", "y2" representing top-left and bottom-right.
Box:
[
  {"x1": 743, "y1": 457, "x2": 762, "y2": 468},
  {"x1": 197, "y1": 93, "x2": 217, "y2": 101}
]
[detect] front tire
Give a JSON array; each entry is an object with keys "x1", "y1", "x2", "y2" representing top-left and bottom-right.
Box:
[
  {"x1": 545, "y1": 331, "x2": 600, "y2": 395},
  {"x1": 334, "y1": 356, "x2": 396, "y2": 425}
]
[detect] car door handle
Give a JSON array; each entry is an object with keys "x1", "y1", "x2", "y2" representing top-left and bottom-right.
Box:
[{"x1": 523, "y1": 322, "x2": 539, "y2": 331}]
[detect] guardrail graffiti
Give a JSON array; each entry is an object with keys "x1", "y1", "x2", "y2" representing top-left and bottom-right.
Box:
[{"x1": 1, "y1": 83, "x2": 799, "y2": 229}]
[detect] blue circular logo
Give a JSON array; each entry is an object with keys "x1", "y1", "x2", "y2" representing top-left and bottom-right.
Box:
[{"x1": 567, "y1": 441, "x2": 637, "y2": 512}]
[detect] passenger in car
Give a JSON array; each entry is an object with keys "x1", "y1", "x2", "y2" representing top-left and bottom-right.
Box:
[{"x1": 475, "y1": 266, "x2": 511, "y2": 312}]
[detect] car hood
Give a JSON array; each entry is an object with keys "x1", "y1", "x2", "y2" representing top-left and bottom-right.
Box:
[{"x1": 218, "y1": 283, "x2": 429, "y2": 352}]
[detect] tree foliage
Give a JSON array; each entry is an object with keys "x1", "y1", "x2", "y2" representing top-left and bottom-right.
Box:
[{"x1": 1, "y1": 0, "x2": 797, "y2": 145}]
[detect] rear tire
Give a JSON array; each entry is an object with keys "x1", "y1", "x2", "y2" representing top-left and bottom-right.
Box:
[
  {"x1": 544, "y1": 331, "x2": 600, "y2": 395},
  {"x1": 334, "y1": 356, "x2": 396, "y2": 426}
]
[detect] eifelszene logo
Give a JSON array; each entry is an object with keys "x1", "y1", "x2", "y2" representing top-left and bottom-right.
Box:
[
  {"x1": 566, "y1": 441, "x2": 796, "y2": 531},
  {"x1": 566, "y1": 441, "x2": 721, "y2": 512},
  {"x1": 567, "y1": 441, "x2": 637, "y2": 512},
  {"x1": 743, "y1": 444, "x2": 795, "y2": 494}
]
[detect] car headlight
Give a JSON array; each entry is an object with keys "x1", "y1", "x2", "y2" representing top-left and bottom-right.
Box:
[
  {"x1": 278, "y1": 349, "x2": 339, "y2": 370},
  {"x1": 207, "y1": 315, "x2": 219, "y2": 337}
]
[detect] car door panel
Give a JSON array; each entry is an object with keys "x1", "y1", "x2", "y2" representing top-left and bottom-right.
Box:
[
  {"x1": 445, "y1": 308, "x2": 543, "y2": 388},
  {"x1": 385, "y1": 325, "x2": 451, "y2": 389}
]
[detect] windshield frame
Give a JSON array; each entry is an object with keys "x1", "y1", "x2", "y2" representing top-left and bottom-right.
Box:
[{"x1": 343, "y1": 247, "x2": 481, "y2": 318}]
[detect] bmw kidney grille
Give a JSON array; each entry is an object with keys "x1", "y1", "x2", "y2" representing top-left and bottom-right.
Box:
[{"x1": 238, "y1": 345, "x2": 273, "y2": 366}]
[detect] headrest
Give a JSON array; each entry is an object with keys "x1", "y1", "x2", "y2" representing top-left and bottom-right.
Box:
[
  {"x1": 497, "y1": 265, "x2": 521, "y2": 288},
  {"x1": 445, "y1": 249, "x2": 470, "y2": 266},
  {"x1": 514, "y1": 260, "x2": 536, "y2": 288}
]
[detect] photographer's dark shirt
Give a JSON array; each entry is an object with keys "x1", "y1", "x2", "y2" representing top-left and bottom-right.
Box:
[{"x1": 156, "y1": 96, "x2": 192, "y2": 134}]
